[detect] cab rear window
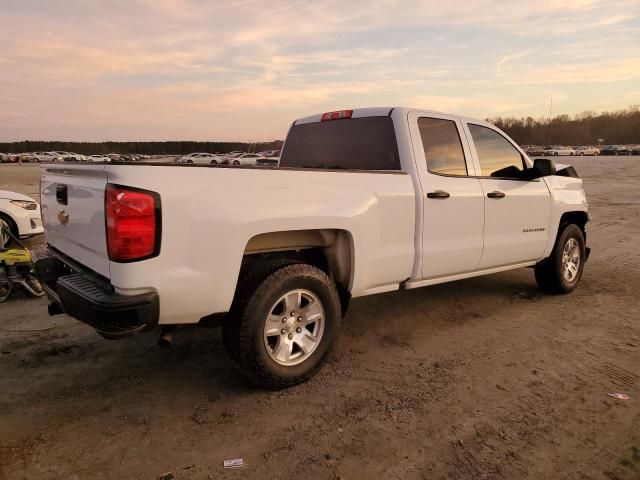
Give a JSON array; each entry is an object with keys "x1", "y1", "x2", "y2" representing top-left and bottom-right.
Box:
[{"x1": 280, "y1": 117, "x2": 401, "y2": 171}]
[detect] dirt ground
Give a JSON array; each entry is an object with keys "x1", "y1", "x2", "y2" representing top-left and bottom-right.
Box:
[{"x1": 1, "y1": 158, "x2": 639, "y2": 480}]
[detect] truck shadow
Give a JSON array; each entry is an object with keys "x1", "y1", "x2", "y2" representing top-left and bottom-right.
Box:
[{"x1": 6, "y1": 267, "x2": 546, "y2": 407}]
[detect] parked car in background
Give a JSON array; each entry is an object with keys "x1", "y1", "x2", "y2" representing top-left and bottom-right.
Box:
[
  {"x1": 51, "y1": 151, "x2": 86, "y2": 162},
  {"x1": 0, "y1": 153, "x2": 12, "y2": 163},
  {"x1": 178, "y1": 153, "x2": 222, "y2": 165},
  {"x1": 31, "y1": 152, "x2": 63, "y2": 163},
  {"x1": 87, "y1": 155, "x2": 111, "y2": 162},
  {"x1": 574, "y1": 146, "x2": 600, "y2": 156},
  {"x1": 524, "y1": 146, "x2": 547, "y2": 156},
  {"x1": 632, "y1": 146, "x2": 640, "y2": 155},
  {"x1": 545, "y1": 146, "x2": 576, "y2": 156},
  {"x1": 175, "y1": 153, "x2": 214, "y2": 164},
  {"x1": 227, "y1": 153, "x2": 263, "y2": 166},
  {"x1": 601, "y1": 145, "x2": 631, "y2": 156},
  {"x1": 0, "y1": 190, "x2": 44, "y2": 248},
  {"x1": 15, "y1": 153, "x2": 34, "y2": 163},
  {"x1": 256, "y1": 156, "x2": 280, "y2": 167},
  {"x1": 258, "y1": 149, "x2": 282, "y2": 158}
]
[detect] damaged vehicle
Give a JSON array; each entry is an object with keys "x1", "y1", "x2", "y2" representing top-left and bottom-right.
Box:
[{"x1": 36, "y1": 107, "x2": 590, "y2": 388}]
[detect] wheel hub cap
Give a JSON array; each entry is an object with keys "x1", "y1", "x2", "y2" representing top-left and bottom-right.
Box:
[
  {"x1": 263, "y1": 289, "x2": 325, "y2": 366},
  {"x1": 561, "y1": 238, "x2": 580, "y2": 283}
]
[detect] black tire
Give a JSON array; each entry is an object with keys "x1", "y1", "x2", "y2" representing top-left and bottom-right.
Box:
[
  {"x1": 535, "y1": 224, "x2": 586, "y2": 294},
  {"x1": 233, "y1": 160, "x2": 240, "y2": 166},
  {"x1": 0, "y1": 213, "x2": 19, "y2": 249},
  {"x1": 229, "y1": 263, "x2": 341, "y2": 389},
  {"x1": 223, "y1": 258, "x2": 301, "y2": 364}
]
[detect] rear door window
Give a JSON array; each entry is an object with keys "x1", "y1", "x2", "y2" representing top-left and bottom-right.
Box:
[
  {"x1": 280, "y1": 117, "x2": 400, "y2": 171},
  {"x1": 418, "y1": 117, "x2": 468, "y2": 176}
]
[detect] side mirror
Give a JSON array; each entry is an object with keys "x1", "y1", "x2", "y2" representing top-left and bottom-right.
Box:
[{"x1": 529, "y1": 158, "x2": 555, "y2": 178}]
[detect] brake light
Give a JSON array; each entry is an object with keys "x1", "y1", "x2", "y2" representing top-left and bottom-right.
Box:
[
  {"x1": 105, "y1": 184, "x2": 160, "y2": 262},
  {"x1": 321, "y1": 110, "x2": 353, "y2": 121}
]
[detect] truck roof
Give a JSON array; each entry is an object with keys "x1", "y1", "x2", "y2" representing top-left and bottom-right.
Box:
[{"x1": 293, "y1": 107, "x2": 493, "y2": 128}]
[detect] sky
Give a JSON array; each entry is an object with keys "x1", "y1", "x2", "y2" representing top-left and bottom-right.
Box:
[{"x1": 0, "y1": 0, "x2": 639, "y2": 142}]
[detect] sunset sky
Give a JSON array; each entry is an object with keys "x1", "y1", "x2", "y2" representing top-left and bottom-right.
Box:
[{"x1": 1, "y1": 0, "x2": 638, "y2": 141}]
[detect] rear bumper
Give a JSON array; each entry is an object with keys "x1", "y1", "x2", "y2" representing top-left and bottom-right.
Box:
[{"x1": 35, "y1": 253, "x2": 159, "y2": 339}]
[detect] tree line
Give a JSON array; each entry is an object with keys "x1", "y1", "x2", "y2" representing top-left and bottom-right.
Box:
[
  {"x1": 489, "y1": 105, "x2": 640, "y2": 146},
  {"x1": 0, "y1": 140, "x2": 284, "y2": 155},
  {"x1": 1, "y1": 106, "x2": 638, "y2": 153}
]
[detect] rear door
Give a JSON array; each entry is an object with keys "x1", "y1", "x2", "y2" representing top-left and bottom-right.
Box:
[
  {"x1": 463, "y1": 123, "x2": 550, "y2": 269},
  {"x1": 408, "y1": 111, "x2": 485, "y2": 278},
  {"x1": 41, "y1": 164, "x2": 111, "y2": 277}
]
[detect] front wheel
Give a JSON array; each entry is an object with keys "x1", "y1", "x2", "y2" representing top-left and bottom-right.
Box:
[
  {"x1": 227, "y1": 263, "x2": 341, "y2": 389},
  {"x1": 535, "y1": 224, "x2": 586, "y2": 294}
]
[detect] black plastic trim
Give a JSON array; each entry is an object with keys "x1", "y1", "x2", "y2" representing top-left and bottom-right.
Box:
[{"x1": 35, "y1": 254, "x2": 159, "y2": 339}]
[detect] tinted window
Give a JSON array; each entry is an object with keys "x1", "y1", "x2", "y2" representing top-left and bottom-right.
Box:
[
  {"x1": 280, "y1": 117, "x2": 400, "y2": 170},
  {"x1": 418, "y1": 117, "x2": 467, "y2": 176},
  {"x1": 468, "y1": 124, "x2": 524, "y2": 177}
]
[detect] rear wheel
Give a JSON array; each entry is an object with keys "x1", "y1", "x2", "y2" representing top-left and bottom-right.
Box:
[
  {"x1": 535, "y1": 224, "x2": 585, "y2": 294},
  {"x1": 233, "y1": 160, "x2": 240, "y2": 166},
  {"x1": 226, "y1": 262, "x2": 341, "y2": 389}
]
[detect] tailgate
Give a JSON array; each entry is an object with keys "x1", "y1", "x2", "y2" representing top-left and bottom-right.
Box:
[{"x1": 41, "y1": 164, "x2": 110, "y2": 277}]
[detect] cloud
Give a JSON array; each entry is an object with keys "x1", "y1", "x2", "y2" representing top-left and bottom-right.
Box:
[
  {"x1": 0, "y1": 0, "x2": 639, "y2": 140},
  {"x1": 496, "y1": 50, "x2": 532, "y2": 73}
]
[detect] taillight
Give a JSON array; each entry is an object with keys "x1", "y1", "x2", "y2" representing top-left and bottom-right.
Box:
[
  {"x1": 321, "y1": 109, "x2": 353, "y2": 121},
  {"x1": 105, "y1": 184, "x2": 160, "y2": 262}
]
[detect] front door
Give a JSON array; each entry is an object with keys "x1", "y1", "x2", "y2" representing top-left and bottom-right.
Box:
[
  {"x1": 408, "y1": 112, "x2": 485, "y2": 279},
  {"x1": 463, "y1": 123, "x2": 551, "y2": 269}
]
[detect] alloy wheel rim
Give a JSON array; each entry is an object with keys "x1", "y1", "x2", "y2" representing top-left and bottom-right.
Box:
[
  {"x1": 0, "y1": 219, "x2": 11, "y2": 249},
  {"x1": 561, "y1": 238, "x2": 580, "y2": 283},
  {"x1": 263, "y1": 289, "x2": 325, "y2": 366}
]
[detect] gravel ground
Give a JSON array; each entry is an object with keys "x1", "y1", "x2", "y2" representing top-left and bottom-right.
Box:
[{"x1": 1, "y1": 157, "x2": 639, "y2": 479}]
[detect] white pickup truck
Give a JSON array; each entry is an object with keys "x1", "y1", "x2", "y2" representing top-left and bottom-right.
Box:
[{"x1": 36, "y1": 107, "x2": 590, "y2": 388}]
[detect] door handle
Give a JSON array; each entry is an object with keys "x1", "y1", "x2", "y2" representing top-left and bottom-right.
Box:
[
  {"x1": 427, "y1": 190, "x2": 450, "y2": 199},
  {"x1": 487, "y1": 191, "x2": 506, "y2": 199}
]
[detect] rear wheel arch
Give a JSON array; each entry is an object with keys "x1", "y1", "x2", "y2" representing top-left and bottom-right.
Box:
[{"x1": 240, "y1": 229, "x2": 354, "y2": 315}]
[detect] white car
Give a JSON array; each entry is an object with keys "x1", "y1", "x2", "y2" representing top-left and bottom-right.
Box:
[
  {"x1": 51, "y1": 151, "x2": 87, "y2": 162},
  {"x1": 0, "y1": 190, "x2": 44, "y2": 248},
  {"x1": 225, "y1": 153, "x2": 263, "y2": 166},
  {"x1": 545, "y1": 146, "x2": 576, "y2": 156},
  {"x1": 176, "y1": 153, "x2": 221, "y2": 165},
  {"x1": 38, "y1": 107, "x2": 590, "y2": 388},
  {"x1": 87, "y1": 155, "x2": 111, "y2": 162},
  {"x1": 574, "y1": 146, "x2": 600, "y2": 156},
  {"x1": 31, "y1": 152, "x2": 63, "y2": 163}
]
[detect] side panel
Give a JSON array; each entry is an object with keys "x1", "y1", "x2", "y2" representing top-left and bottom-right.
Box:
[
  {"x1": 406, "y1": 111, "x2": 485, "y2": 278},
  {"x1": 460, "y1": 121, "x2": 551, "y2": 268},
  {"x1": 104, "y1": 165, "x2": 416, "y2": 324},
  {"x1": 476, "y1": 178, "x2": 551, "y2": 267},
  {"x1": 542, "y1": 175, "x2": 589, "y2": 257}
]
